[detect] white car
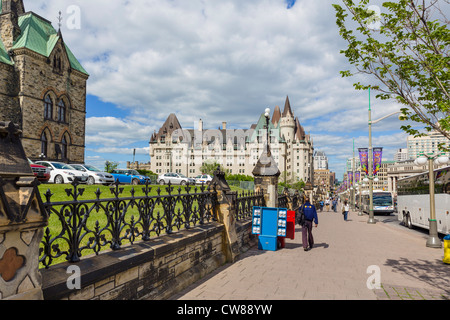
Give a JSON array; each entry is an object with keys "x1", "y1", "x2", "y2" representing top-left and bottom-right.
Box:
[
  {"x1": 157, "y1": 172, "x2": 196, "y2": 185},
  {"x1": 71, "y1": 164, "x2": 115, "y2": 185},
  {"x1": 35, "y1": 161, "x2": 88, "y2": 184},
  {"x1": 194, "y1": 174, "x2": 213, "y2": 185}
]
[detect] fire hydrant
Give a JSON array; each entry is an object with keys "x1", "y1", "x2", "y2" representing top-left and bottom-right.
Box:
[{"x1": 443, "y1": 235, "x2": 450, "y2": 265}]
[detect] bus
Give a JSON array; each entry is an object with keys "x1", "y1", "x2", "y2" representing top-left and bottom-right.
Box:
[
  {"x1": 397, "y1": 166, "x2": 450, "y2": 234},
  {"x1": 361, "y1": 190, "x2": 395, "y2": 215}
]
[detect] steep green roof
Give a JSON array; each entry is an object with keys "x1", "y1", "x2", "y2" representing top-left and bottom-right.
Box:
[
  {"x1": 249, "y1": 113, "x2": 284, "y2": 143},
  {"x1": 0, "y1": 39, "x2": 13, "y2": 65},
  {"x1": 11, "y1": 12, "x2": 88, "y2": 75}
]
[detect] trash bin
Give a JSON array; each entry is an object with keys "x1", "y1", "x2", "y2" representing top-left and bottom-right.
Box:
[{"x1": 443, "y1": 235, "x2": 450, "y2": 265}]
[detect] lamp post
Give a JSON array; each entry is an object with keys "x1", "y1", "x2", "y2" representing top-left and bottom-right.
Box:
[
  {"x1": 366, "y1": 88, "x2": 403, "y2": 224},
  {"x1": 414, "y1": 152, "x2": 449, "y2": 248},
  {"x1": 264, "y1": 107, "x2": 270, "y2": 153}
]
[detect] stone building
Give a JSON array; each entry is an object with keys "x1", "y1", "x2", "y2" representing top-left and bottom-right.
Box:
[
  {"x1": 149, "y1": 96, "x2": 314, "y2": 184},
  {"x1": 0, "y1": 0, "x2": 88, "y2": 163}
]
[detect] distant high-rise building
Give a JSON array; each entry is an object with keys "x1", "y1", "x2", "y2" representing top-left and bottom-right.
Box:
[
  {"x1": 407, "y1": 130, "x2": 450, "y2": 159},
  {"x1": 394, "y1": 148, "x2": 408, "y2": 161},
  {"x1": 314, "y1": 151, "x2": 328, "y2": 170}
]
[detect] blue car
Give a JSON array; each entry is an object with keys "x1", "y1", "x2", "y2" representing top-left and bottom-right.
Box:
[{"x1": 110, "y1": 169, "x2": 150, "y2": 185}]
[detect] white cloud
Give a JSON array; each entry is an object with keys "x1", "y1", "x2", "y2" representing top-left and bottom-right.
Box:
[{"x1": 24, "y1": 0, "x2": 418, "y2": 180}]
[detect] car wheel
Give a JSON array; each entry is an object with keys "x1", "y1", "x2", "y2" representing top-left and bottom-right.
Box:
[
  {"x1": 55, "y1": 175, "x2": 64, "y2": 184},
  {"x1": 159, "y1": 180, "x2": 165, "y2": 185},
  {"x1": 132, "y1": 178, "x2": 139, "y2": 185},
  {"x1": 180, "y1": 180, "x2": 186, "y2": 185},
  {"x1": 87, "y1": 176, "x2": 95, "y2": 185}
]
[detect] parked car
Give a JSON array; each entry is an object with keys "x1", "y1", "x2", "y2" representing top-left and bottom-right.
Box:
[
  {"x1": 194, "y1": 174, "x2": 213, "y2": 185},
  {"x1": 71, "y1": 164, "x2": 115, "y2": 185},
  {"x1": 110, "y1": 169, "x2": 150, "y2": 185},
  {"x1": 157, "y1": 172, "x2": 196, "y2": 185},
  {"x1": 35, "y1": 161, "x2": 88, "y2": 184},
  {"x1": 28, "y1": 159, "x2": 50, "y2": 182}
]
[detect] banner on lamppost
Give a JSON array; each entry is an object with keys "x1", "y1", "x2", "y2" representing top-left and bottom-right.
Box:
[
  {"x1": 373, "y1": 147, "x2": 383, "y2": 176},
  {"x1": 358, "y1": 148, "x2": 369, "y2": 175},
  {"x1": 348, "y1": 171, "x2": 353, "y2": 187},
  {"x1": 355, "y1": 171, "x2": 360, "y2": 182}
]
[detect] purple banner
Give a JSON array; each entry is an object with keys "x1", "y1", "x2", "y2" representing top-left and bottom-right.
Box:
[
  {"x1": 373, "y1": 147, "x2": 383, "y2": 176},
  {"x1": 358, "y1": 148, "x2": 369, "y2": 175}
]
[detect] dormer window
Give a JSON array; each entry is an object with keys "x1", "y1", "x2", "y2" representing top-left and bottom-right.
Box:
[{"x1": 53, "y1": 53, "x2": 63, "y2": 73}]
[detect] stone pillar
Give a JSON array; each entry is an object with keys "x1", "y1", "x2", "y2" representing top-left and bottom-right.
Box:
[
  {"x1": 0, "y1": 122, "x2": 48, "y2": 300},
  {"x1": 252, "y1": 143, "x2": 280, "y2": 208},
  {"x1": 211, "y1": 167, "x2": 240, "y2": 263}
]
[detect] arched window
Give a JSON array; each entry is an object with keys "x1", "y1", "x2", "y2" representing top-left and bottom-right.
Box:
[
  {"x1": 40, "y1": 132, "x2": 48, "y2": 157},
  {"x1": 61, "y1": 135, "x2": 68, "y2": 160},
  {"x1": 44, "y1": 95, "x2": 53, "y2": 120},
  {"x1": 58, "y1": 100, "x2": 66, "y2": 123}
]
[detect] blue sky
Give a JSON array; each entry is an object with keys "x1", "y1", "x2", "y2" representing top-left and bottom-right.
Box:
[{"x1": 28, "y1": 0, "x2": 416, "y2": 180}]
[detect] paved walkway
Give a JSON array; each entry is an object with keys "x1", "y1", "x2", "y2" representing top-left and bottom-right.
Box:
[{"x1": 170, "y1": 207, "x2": 450, "y2": 300}]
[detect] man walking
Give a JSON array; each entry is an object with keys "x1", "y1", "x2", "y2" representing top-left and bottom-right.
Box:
[{"x1": 301, "y1": 197, "x2": 318, "y2": 251}]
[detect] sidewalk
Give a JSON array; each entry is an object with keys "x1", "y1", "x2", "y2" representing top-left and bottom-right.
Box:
[{"x1": 170, "y1": 207, "x2": 450, "y2": 300}]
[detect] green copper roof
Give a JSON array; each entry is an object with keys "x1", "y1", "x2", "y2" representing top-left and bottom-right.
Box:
[
  {"x1": 10, "y1": 12, "x2": 88, "y2": 75},
  {"x1": 249, "y1": 113, "x2": 284, "y2": 143},
  {"x1": 0, "y1": 39, "x2": 13, "y2": 65}
]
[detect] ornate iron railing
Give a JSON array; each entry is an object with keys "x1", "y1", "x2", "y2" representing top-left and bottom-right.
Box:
[
  {"x1": 235, "y1": 190, "x2": 265, "y2": 221},
  {"x1": 39, "y1": 180, "x2": 218, "y2": 268}
]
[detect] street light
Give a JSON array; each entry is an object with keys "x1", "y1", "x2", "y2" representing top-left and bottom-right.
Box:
[
  {"x1": 264, "y1": 107, "x2": 270, "y2": 153},
  {"x1": 414, "y1": 152, "x2": 449, "y2": 248},
  {"x1": 367, "y1": 88, "x2": 403, "y2": 224}
]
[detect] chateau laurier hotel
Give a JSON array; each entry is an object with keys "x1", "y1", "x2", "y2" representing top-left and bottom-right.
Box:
[
  {"x1": 149, "y1": 96, "x2": 315, "y2": 184},
  {"x1": 0, "y1": 0, "x2": 88, "y2": 163}
]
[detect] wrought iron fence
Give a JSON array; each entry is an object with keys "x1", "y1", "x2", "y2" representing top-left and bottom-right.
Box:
[
  {"x1": 235, "y1": 190, "x2": 265, "y2": 221},
  {"x1": 39, "y1": 180, "x2": 218, "y2": 268}
]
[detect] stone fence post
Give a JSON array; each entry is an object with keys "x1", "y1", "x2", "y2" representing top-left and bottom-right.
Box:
[
  {"x1": 211, "y1": 167, "x2": 240, "y2": 263},
  {"x1": 0, "y1": 122, "x2": 48, "y2": 300},
  {"x1": 252, "y1": 143, "x2": 280, "y2": 208}
]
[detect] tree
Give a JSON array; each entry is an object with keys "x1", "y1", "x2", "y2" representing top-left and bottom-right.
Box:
[
  {"x1": 199, "y1": 160, "x2": 224, "y2": 176},
  {"x1": 104, "y1": 160, "x2": 119, "y2": 173},
  {"x1": 333, "y1": 0, "x2": 450, "y2": 149}
]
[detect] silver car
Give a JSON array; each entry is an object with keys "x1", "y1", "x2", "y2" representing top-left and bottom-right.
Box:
[
  {"x1": 157, "y1": 172, "x2": 196, "y2": 185},
  {"x1": 71, "y1": 164, "x2": 115, "y2": 185}
]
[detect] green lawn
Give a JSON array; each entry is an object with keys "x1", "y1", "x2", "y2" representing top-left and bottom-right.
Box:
[{"x1": 38, "y1": 182, "x2": 244, "y2": 268}]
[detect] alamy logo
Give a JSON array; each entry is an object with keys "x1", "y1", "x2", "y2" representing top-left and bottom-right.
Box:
[
  {"x1": 366, "y1": 265, "x2": 381, "y2": 290},
  {"x1": 66, "y1": 265, "x2": 81, "y2": 290}
]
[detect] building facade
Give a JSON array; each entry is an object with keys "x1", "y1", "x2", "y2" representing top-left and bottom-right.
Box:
[
  {"x1": 149, "y1": 96, "x2": 314, "y2": 183},
  {"x1": 0, "y1": 0, "x2": 89, "y2": 163},
  {"x1": 407, "y1": 130, "x2": 450, "y2": 160},
  {"x1": 313, "y1": 151, "x2": 328, "y2": 170}
]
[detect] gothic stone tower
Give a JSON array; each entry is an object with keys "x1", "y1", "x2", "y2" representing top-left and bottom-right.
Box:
[{"x1": 0, "y1": 0, "x2": 89, "y2": 163}]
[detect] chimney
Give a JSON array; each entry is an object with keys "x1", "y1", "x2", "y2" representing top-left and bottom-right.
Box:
[{"x1": 222, "y1": 122, "x2": 227, "y2": 130}]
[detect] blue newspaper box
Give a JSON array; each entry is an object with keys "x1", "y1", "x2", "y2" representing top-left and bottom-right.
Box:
[{"x1": 252, "y1": 206, "x2": 287, "y2": 251}]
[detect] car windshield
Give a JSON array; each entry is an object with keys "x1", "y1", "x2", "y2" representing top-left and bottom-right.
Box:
[
  {"x1": 179, "y1": 174, "x2": 187, "y2": 178},
  {"x1": 129, "y1": 170, "x2": 139, "y2": 175},
  {"x1": 52, "y1": 162, "x2": 75, "y2": 170},
  {"x1": 84, "y1": 164, "x2": 101, "y2": 172}
]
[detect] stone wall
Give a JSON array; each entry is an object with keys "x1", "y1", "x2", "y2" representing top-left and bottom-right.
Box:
[
  {"x1": 42, "y1": 223, "x2": 227, "y2": 300},
  {"x1": 41, "y1": 219, "x2": 256, "y2": 300}
]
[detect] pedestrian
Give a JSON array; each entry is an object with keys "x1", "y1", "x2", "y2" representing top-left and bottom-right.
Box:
[
  {"x1": 325, "y1": 198, "x2": 330, "y2": 211},
  {"x1": 301, "y1": 197, "x2": 318, "y2": 251},
  {"x1": 342, "y1": 200, "x2": 350, "y2": 221},
  {"x1": 332, "y1": 198, "x2": 337, "y2": 212}
]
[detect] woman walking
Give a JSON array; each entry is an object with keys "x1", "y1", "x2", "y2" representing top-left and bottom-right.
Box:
[{"x1": 342, "y1": 200, "x2": 350, "y2": 221}]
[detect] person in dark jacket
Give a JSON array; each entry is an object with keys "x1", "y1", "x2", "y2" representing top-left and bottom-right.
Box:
[{"x1": 301, "y1": 197, "x2": 318, "y2": 251}]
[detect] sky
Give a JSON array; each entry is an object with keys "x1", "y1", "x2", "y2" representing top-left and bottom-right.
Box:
[{"x1": 26, "y1": 0, "x2": 418, "y2": 181}]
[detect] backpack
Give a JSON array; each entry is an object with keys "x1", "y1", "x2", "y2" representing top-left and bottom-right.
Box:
[{"x1": 297, "y1": 205, "x2": 306, "y2": 226}]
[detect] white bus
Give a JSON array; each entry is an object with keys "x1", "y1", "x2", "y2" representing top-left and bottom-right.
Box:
[
  {"x1": 361, "y1": 190, "x2": 395, "y2": 215},
  {"x1": 397, "y1": 166, "x2": 450, "y2": 234}
]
